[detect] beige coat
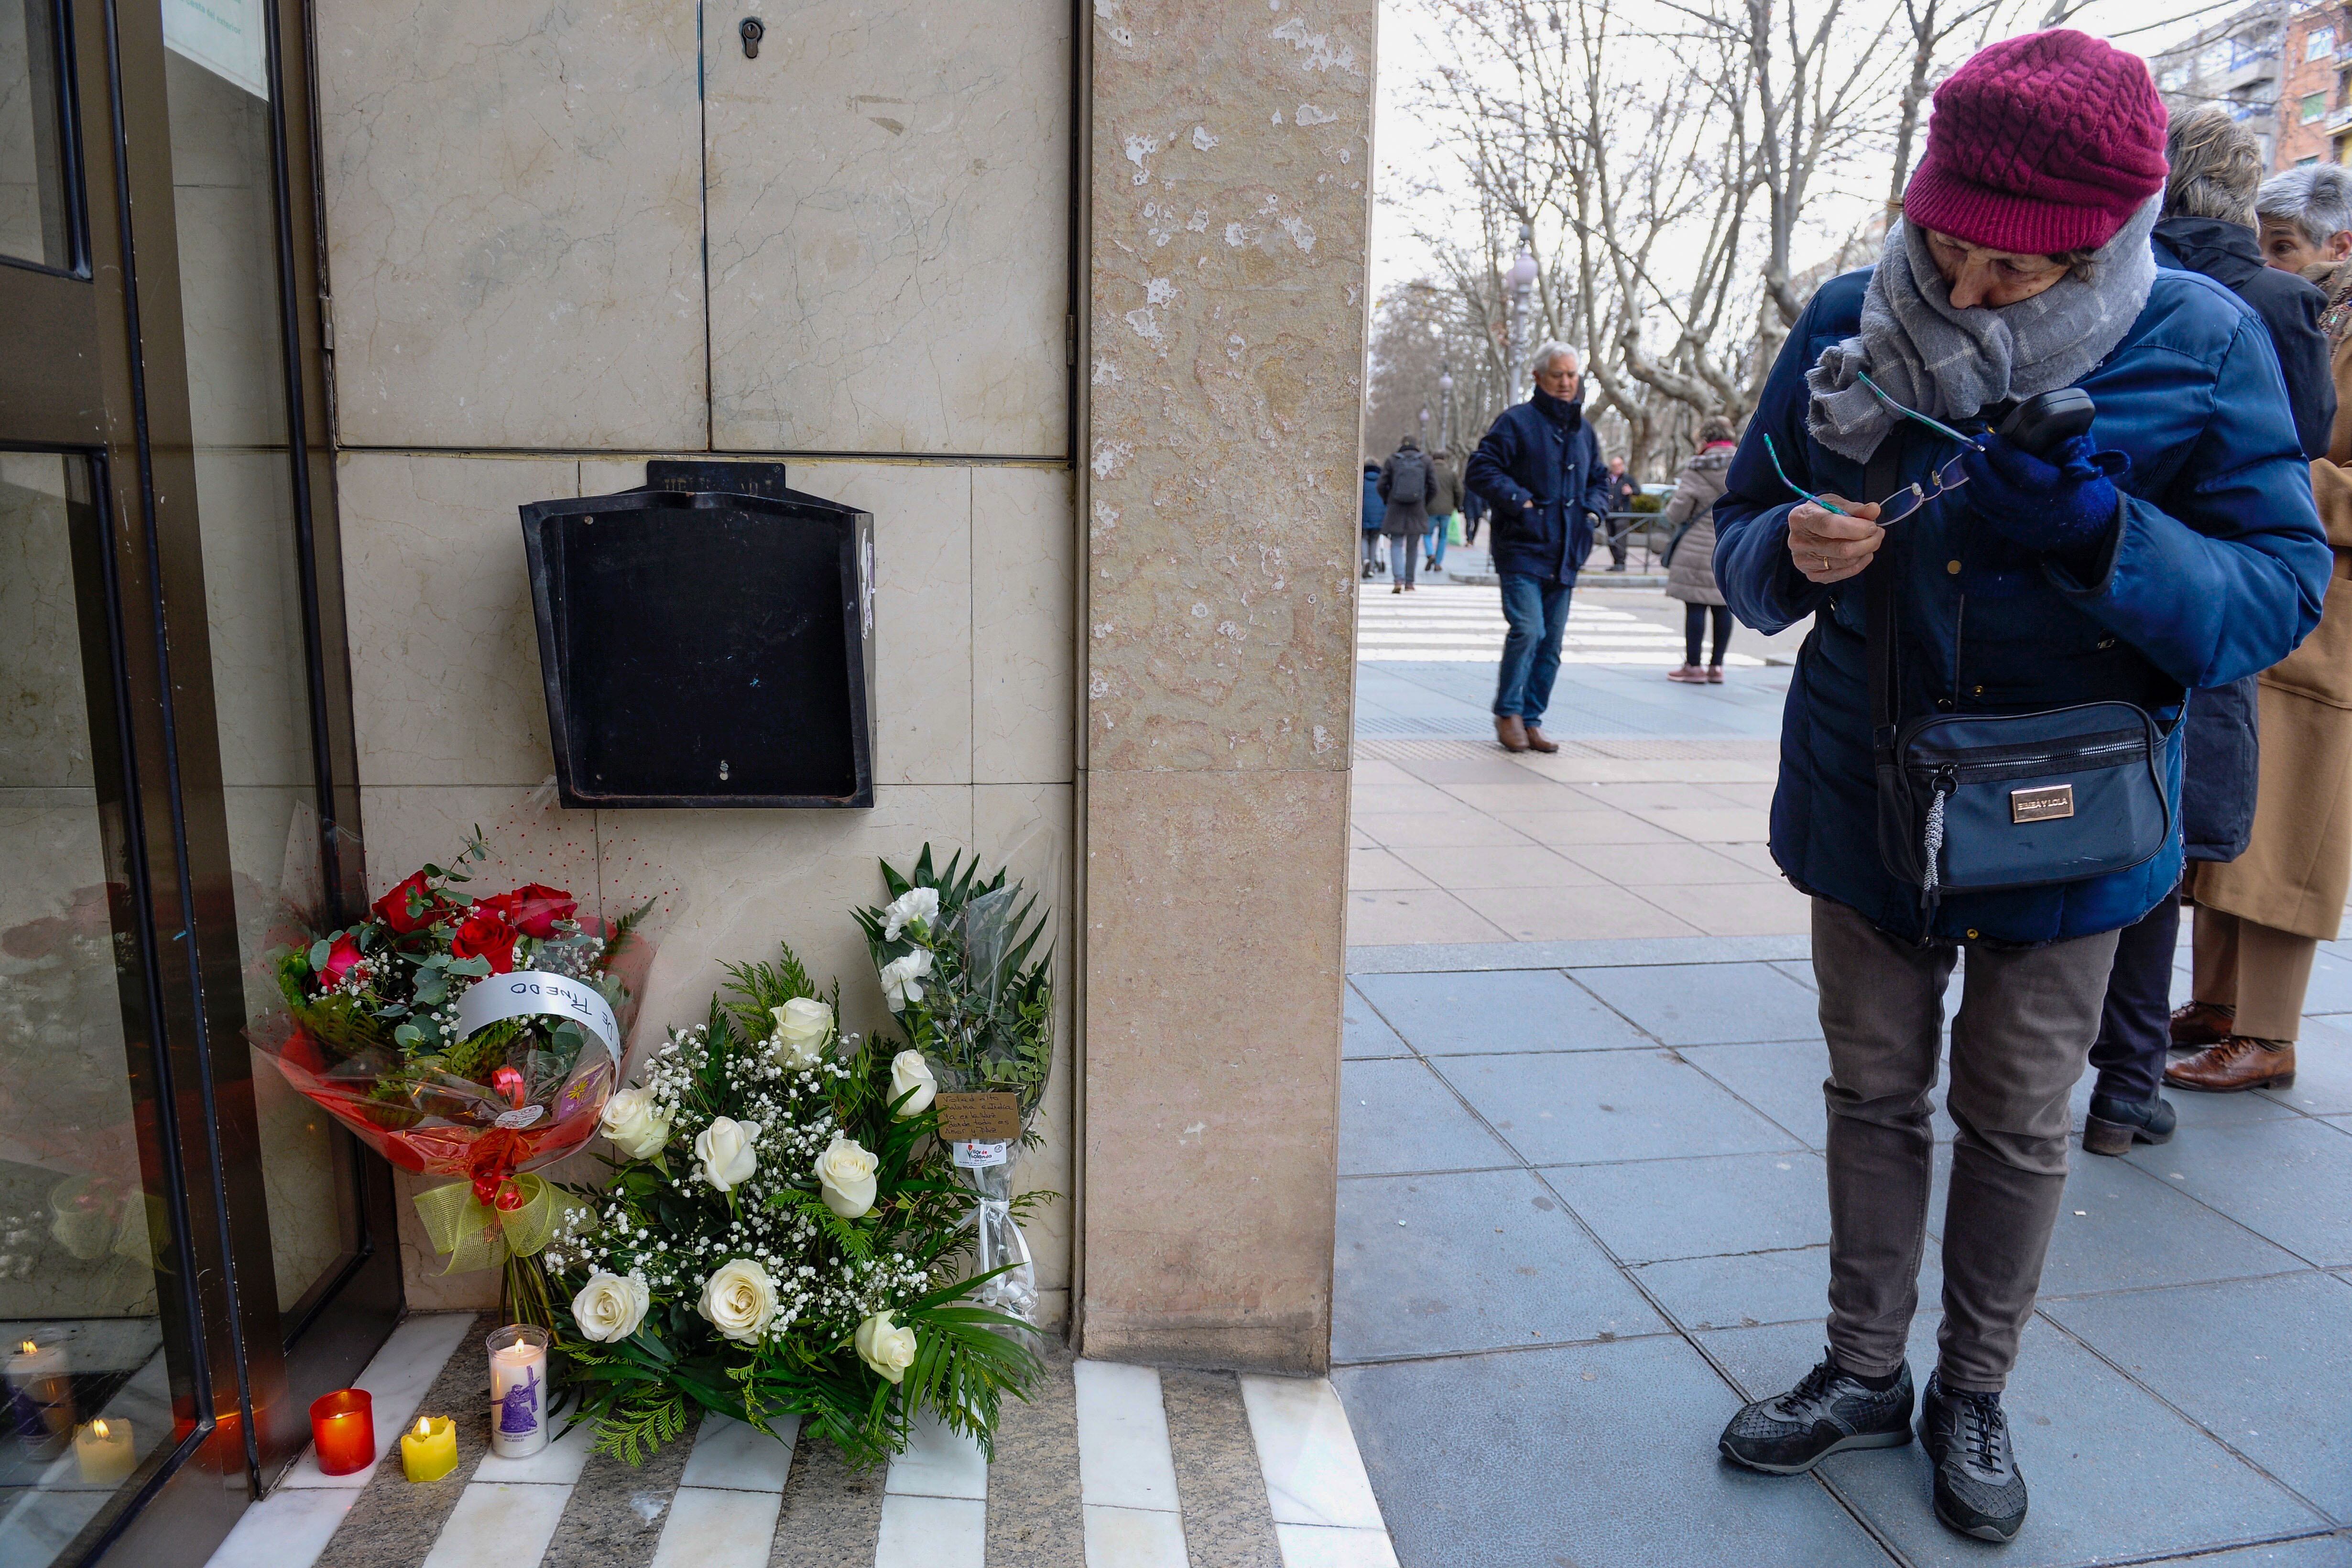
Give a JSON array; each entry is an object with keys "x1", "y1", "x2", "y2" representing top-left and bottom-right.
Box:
[
  {"x1": 1663, "y1": 446, "x2": 1735, "y2": 606},
  {"x1": 2185, "y1": 326, "x2": 2352, "y2": 940}
]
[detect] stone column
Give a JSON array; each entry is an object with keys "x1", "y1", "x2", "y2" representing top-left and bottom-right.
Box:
[{"x1": 1079, "y1": 0, "x2": 1374, "y2": 1374}]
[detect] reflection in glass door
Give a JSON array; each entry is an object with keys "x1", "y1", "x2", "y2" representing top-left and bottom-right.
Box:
[
  {"x1": 0, "y1": 455, "x2": 193, "y2": 1564},
  {"x1": 160, "y1": 14, "x2": 350, "y2": 1322}
]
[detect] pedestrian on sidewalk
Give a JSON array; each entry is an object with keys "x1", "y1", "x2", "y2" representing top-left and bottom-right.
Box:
[
  {"x1": 1462, "y1": 486, "x2": 1487, "y2": 547},
  {"x1": 1360, "y1": 459, "x2": 1385, "y2": 580},
  {"x1": 1377, "y1": 436, "x2": 1435, "y2": 594},
  {"x1": 2167, "y1": 167, "x2": 2352, "y2": 1097},
  {"x1": 2256, "y1": 162, "x2": 2352, "y2": 274},
  {"x1": 1425, "y1": 455, "x2": 1463, "y2": 574},
  {"x1": 1662, "y1": 417, "x2": 1740, "y2": 685},
  {"x1": 1710, "y1": 30, "x2": 2328, "y2": 1545},
  {"x1": 1465, "y1": 342, "x2": 1613, "y2": 754},
  {"x1": 2085, "y1": 110, "x2": 2339, "y2": 1151},
  {"x1": 1599, "y1": 455, "x2": 1640, "y2": 572}
]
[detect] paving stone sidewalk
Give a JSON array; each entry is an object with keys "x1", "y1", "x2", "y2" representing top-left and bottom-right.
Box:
[{"x1": 1339, "y1": 653, "x2": 2352, "y2": 1568}]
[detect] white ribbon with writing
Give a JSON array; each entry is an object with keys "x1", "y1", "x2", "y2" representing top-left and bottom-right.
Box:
[{"x1": 452, "y1": 970, "x2": 621, "y2": 1068}]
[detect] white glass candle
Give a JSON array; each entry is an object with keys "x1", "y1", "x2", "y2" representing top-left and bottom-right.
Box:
[{"x1": 485, "y1": 1324, "x2": 549, "y2": 1459}]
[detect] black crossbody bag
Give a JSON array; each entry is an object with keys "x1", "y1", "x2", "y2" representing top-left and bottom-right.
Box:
[{"x1": 1862, "y1": 449, "x2": 2172, "y2": 914}]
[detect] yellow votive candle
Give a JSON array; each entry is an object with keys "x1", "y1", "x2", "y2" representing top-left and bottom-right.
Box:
[
  {"x1": 400, "y1": 1415, "x2": 457, "y2": 1482},
  {"x1": 74, "y1": 1418, "x2": 133, "y2": 1484}
]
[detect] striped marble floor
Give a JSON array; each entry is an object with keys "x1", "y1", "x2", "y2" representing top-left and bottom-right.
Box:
[{"x1": 203, "y1": 1314, "x2": 1396, "y2": 1568}]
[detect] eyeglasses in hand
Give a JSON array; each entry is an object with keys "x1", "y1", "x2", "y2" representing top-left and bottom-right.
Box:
[{"x1": 1762, "y1": 372, "x2": 1986, "y2": 527}]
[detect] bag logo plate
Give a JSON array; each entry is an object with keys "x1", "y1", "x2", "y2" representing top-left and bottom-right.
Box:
[{"x1": 2011, "y1": 784, "x2": 2075, "y2": 824}]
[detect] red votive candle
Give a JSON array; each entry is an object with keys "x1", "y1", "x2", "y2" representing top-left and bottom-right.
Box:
[{"x1": 308, "y1": 1388, "x2": 374, "y2": 1475}]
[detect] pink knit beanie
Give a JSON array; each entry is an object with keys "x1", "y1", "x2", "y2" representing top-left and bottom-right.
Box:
[{"x1": 1903, "y1": 30, "x2": 2169, "y2": 255}]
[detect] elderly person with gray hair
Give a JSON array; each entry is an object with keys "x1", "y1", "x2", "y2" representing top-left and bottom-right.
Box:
[
  {"x1": 2081, "y1": 106, "x2": 2338, "y2": 1158},
  {"x1": 2257, "y1": 162, "x2": 2352, "y2": 276},
  {"x1": 1464, "y1": 341, "x2": 1614, "y2": 752}
]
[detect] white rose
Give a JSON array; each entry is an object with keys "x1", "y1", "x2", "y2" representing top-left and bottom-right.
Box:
[
  {"x1": 815, "y1": 1134, "x2": 880, "y2": 1219},
  {"x1": 879, "y1": 948, "x2": 933, "y2": 1012},
  {"x1": 854, "y1": 1310, "x2": 918, "y2": 1384},
  {"x1": 693, "y1": 1116, "x2": 762, "y2": 1193},
  {"x1": 570, "y1": 1271, "x2": 650, "y2": 1343},
  {"x1": 889, "y1": 1050, "x2": 938, "y2": 1117},
  {"x1": 599, "y1": 1087, "x2": 673, "y2": 1160},
  {"x1": 882, "y1": 886, "x2": 940, "y2": 942},
  {"x1": 770, "y1": 997, "x2": 833, "y2": 1068},
  {"x1": 697, "y1": 1258, "x2": 779, "y2": 1343}
]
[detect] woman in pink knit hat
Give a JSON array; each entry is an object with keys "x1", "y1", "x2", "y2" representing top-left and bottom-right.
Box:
[{"x1": 1709, "y1": 30, "x2": 2330, "y2": 1543}]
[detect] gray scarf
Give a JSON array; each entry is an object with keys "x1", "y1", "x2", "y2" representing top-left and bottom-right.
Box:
[{"x1": 1805, "y1": 196, "x2": 2160, "y2": 463}]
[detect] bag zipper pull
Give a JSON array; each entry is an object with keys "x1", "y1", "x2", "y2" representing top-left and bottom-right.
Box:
[{"x1": 1920, "y1": 763, "x2": 1957, "y2": 904}]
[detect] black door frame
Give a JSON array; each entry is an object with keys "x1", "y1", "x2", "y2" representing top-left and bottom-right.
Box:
[{"x1": 0, "y1": 0, "x2": 398, "y2": 1559}]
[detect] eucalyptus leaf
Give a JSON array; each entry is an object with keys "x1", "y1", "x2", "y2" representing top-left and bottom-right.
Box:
[{"x1": 307, "y1": 939, "x2": 331, "y2": 971}]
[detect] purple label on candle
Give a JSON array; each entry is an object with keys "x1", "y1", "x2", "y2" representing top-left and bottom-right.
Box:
[{"x1": 496, "y1": 1365, "x2": 541, "y2": 1437}]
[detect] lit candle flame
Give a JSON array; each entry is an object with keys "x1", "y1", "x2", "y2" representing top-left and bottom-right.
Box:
[
  {"x1": 414, "y1": 1417, "x2": 431, "y2": 1438},
  {"x1": 17, "y1": 1340, "x2": 34, "y2": 1356},
  {"x1": 91, "y1": 1420, "x2": 109, "y2": 1439}
]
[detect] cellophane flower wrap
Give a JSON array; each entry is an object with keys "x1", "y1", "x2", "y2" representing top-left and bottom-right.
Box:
[
  {"x1": 544, "y1": 947, "x2": 1043, "y2": 1468},
  {"x1": 856, "y1": 846, "x2": 1054, "y2": 1325},
  {"x1": 250, "y1": 823, "x2": 664, "y2": 1317}
]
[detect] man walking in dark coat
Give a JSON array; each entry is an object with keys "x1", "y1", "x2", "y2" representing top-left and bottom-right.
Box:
[
  {"x1": 1465, "y1": 342, "x2": 1614, "y2": 753},
  {"x1": 2083, "y1": 108, "x2": 2339, "y2": 1156}
]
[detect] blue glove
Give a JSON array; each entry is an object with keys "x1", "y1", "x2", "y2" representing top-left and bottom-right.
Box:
[{"x1": 1959, "y1": 431, "x2": 2129, "y2": 574}]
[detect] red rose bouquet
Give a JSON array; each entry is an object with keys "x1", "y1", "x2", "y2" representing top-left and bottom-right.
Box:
[{"x1": 252, "y1": 830, "x2": 658, "y2": 1318}]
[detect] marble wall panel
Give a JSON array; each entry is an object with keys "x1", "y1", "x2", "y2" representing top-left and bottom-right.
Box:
[
  {"x1": 705, "y1": 0, "x2": 1070, "y2": 456},
  {"x1": 973, "y1": 468, "x2": 1077, "y2": 785},
  {"x1": 0, "y1": 455, "x2": 88, "y2": 791},
  {"x1": 338, "y1": 453, "x2": 576, "y2": 788},
  {"x1": 1084, "y1": 0, "x2": 1372, "y2": 773},
  {"x1": 313, "y1": 0, "x2": 705, "y2": 449},
  {"x1": 1078, "y1": 766, "x2": 1347, "y2": 1372}
]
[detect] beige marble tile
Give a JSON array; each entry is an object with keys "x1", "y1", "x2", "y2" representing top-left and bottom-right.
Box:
[
  {"x1": 787, "y1": 462, "x2": 973, "y2": 787},
  {"x1": 1452, "y1": 884, "x2": 1705, "y2": 943},
  {"x1": 973, "y1": 468, "x2": 1076, "y2": 784},
  {"x1": 1081, "y1": 768, "x2": 1346, "y2": 1372},
  {"x1": 193, "y1": 450, "x2": 305, "y2": 790},
  {"x1": 338, "y1": 454, "x2": 576, "y2": 788},
  {"x1": 1343, "y1": 886, "x2": 1505, "y2": 948},
  {"x1": 705, "y1": 0, "x2": 1071, "y2": 456},
  {"x1": 0, "y1": 456, "x2": 91, "y2": 790},
  {"x1": 314, "y1": 0, "x2": 705, "y2": 448},
  {"x1": 1084, "y1": 0, "x2": 1374, "y2": 773}
]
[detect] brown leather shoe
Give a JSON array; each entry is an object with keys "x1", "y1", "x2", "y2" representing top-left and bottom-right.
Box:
[
  {"x1": 1523, "y1": 724, "x2": 1561, "y2": 754},
  {"x1": 2165, "y1": 1036, "x2": 2295, "y2": 1093},
  {"x1": 1495, "y1": 715, "x2": 1530, "y2": 753},
  {"x1": 2169, "y1": 1000, "x2": 2236, "y2": 1048}
]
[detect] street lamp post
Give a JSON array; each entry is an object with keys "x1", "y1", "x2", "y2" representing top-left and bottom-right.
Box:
[
  {"x1": 1507, "y1": 224, "x2": 1539, "y2": 403},
  {"x1": 1438, "y1": 367, "x2": 1454, "y2": 453}
]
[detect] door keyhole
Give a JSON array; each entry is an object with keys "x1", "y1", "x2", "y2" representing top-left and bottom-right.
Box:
[{"x1": 740, "y1": 17, "x2": 763, "y2": 57}]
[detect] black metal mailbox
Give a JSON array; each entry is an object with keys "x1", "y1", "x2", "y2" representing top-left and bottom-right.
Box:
[{"x1": 520, "y1": 461, "x2": 876, "y2": 808}]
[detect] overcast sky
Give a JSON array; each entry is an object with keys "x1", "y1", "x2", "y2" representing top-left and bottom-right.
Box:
[{"x1": 1368, "y1": 0, "x2": 2255, "y2": 305}]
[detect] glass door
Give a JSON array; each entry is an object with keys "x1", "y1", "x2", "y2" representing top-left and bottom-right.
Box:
[{"x1": 0, "y1": 0, "x2": 395, "y2": 1560}]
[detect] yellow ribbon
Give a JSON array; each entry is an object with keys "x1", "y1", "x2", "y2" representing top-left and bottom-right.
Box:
[{"x1": 412, "y1": 1175, "x2": 575, "y2": 1275}]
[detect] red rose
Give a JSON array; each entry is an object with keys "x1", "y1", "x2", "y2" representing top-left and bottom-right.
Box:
[
  {"x1": 489, "y1": 883, "x2": 576, "y2": 939},
  {"x1": 370, "y1": 871, "x2": 449, "y2": 936},
  {"x1": 319, "y1": 934, "x2": 364, "y2": 986},
  {"x1": 450, "y1": 906, "x2": 519, "y2": 973}
]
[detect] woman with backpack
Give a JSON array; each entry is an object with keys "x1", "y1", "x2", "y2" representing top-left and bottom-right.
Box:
[
  {"x1": 1663, "y1": 417, "x2": 1742, "y2": 683},
  {"x1": 1377, "y1": 436, "x2": 1433, "y2": 593}
]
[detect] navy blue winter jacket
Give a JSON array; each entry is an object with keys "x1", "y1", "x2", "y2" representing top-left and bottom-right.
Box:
[
  {"x1": 1465, "y1": 391, "x2": 1614, "y2": 584},
  {"x1": 1361, "y1": 463, "x2": 1384, "y2": 534},
  {"x1": 1713, "y1": 267, "x2": 2331, "y2": 945}
]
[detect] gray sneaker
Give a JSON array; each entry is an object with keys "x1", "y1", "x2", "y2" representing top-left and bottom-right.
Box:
[
  {"x1": 1921, "y1": 1373, "x2": 2028, "y2": 1542},
  {"x1": 1719, "y1": 1353, "x2": 1914, "y2": 1475}
]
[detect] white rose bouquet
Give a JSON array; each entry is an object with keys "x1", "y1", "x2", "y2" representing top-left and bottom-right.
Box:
[
  {"x1": 546, "y1": 943, "x2": 1041, "y2": 1470},
  {"x1": 854, "y1": 846, "x2": 1055, "y2": 1324}
]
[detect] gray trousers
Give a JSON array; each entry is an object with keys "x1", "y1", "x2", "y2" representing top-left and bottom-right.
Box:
[{"x1": 1812, "y1": 898, "x2": 2118, "y2": 1392}]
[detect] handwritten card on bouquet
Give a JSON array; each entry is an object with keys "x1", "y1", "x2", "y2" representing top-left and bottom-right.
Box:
[{"x1": 934, "y1": 1093, "x2": 1021, "y2": 1143}]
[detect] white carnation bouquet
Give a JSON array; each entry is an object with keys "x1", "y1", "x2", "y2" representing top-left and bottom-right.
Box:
[{"x1": 545, "y1": 944, "x2": 1042, "y2": 1467}]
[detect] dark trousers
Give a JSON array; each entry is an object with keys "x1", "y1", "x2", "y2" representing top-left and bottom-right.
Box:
[
  {"x1": 1812, "y1": 898, "x2": 2117, "y2": 1391},
  {"x1": 2087, "y1": 889, "x2": 2179, "y2": 1104},
  {"x1": 1683, "y1": 603, "x2": 1731, "y2": 666}
]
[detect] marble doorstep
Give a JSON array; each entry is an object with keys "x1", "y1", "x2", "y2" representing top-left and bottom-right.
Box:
[{"x1": 203, "y1": 1319, "x2": 1399, "y2": 1568}]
